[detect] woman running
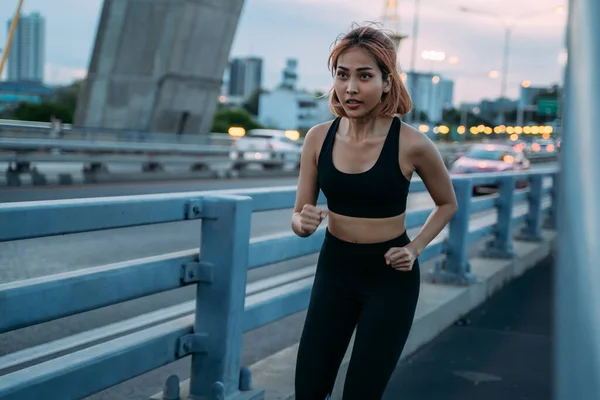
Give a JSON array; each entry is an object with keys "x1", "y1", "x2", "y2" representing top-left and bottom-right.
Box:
[{"x1": 291, "y1": 23, "x2": 458, "y2": 400}]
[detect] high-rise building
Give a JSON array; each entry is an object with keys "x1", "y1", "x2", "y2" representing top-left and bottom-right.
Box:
[
  {"x1": 404, "y1": 72, "x2": 454, "y2": 123},
  {"x1": 243, "y1": 57, "x2": 262, "y2": 97},
  {"x1": 228, "y1": 58, "x2": 246, "y2": 97},
  {"x1": 258, "y1": 88, "x2": 333, "y2": 131},
  {"x1": 519, "y1": 85, "x2": 546, "y2": 109},
  {"x1": 6, "y1": 12, "x2": 45, "y2": 83},
  {"x1": 227, "y1": 56, "x2": 263, "y2": 99},
  {"x1": 281, "y1": 58, "x2": 298, "y2": 90},
  {"x1": 258, "y1": 59, "x2": 332, "y2": 130}
]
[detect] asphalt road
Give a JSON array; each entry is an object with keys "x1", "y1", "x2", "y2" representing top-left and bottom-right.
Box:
[
  {"x1": 0, "y1": 175, "x2": 301, "y2": 203},
  {"x1": 0, "y1": 165, "x2": 555, "y2": 400},
  {"x1": 384, "y1": 255, "x2": 553, "y2": 400},
  {"x1": 0, "y1": 162, "x2": 557, "y2": 204}
]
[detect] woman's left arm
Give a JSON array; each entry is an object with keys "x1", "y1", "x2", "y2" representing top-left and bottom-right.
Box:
[{"x1": 406, "y1": 133, "x2": 458, "y2": 257}]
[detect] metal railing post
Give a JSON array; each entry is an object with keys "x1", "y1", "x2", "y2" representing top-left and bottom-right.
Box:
[
  {"x1": 515, "y1": 174, "x2": 544, "y2": 242},
  {"x1": 555, "y1": 0, "x2": 600, "y2": 398},
  {"x1": 482, "y1": 175, "x2": 516, "y2": 258},
  {"x1": 185, "y1": 194, "x2": 258, "y2": 399},
  {"x1": 544, "y1": 171, "x2": 559, "y2": 229},
  {"x1": 430, "y1": 178, "x2": 476, "y2": 285}
]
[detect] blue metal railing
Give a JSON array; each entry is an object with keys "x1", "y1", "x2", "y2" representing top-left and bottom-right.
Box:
[{"x1": 0, "y1": 168, "x2": 557, "y2": 399}]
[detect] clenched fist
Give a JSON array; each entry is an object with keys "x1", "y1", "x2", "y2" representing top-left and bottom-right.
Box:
[
  {"x1": 297, "y1": 204, "x2": 328, "y2": 236},
  {"x1": 384, "y1": 245, "x2": 418, "y2": 271}
]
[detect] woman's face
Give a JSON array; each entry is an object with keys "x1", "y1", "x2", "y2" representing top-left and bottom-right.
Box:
[{"x1": 333, "y1": 46, "x2": 390, "y2": 118}]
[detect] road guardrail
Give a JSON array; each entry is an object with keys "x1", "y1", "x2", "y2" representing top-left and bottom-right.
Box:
[
  {"x1": 0, "y1": 120, "x2": 559, "y2": 187},
  {"x1": 0, "y1": 167, "x2": 558, "y2": 399}
]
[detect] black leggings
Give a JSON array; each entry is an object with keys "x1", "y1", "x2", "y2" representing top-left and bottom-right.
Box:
[{"x1": 295, "y1": 229, "x2": 420, "y2": 400}]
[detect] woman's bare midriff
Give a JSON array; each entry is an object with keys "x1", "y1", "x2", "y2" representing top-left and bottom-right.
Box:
[{"x1": 326, "y1": 211, "x2": 407, "y2": 244}]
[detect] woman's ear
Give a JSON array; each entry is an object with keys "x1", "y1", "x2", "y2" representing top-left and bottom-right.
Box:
[{"x1": 383, "y1": 76, "x2": 392, "y2": 94}]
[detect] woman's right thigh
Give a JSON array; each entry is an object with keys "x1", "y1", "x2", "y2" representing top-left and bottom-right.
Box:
[{"x1": 294, "y1": 246, "x2": 361, "y2": 400}]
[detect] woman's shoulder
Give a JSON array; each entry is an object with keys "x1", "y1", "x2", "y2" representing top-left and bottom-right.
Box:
[
  {"x1": 398, "y1": 118, "x2": 436, "y2": 154},
  {"x1": 303, "y1": 118, "x2": 337, "y2": 146}
]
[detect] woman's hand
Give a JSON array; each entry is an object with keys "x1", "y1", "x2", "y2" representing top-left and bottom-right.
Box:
[
  {"x1": 296, "y1": 204, "x2": 328, "y2": 236},
  {"x1": 384, "y1": 245, "x2": 419, "y2": 271}
]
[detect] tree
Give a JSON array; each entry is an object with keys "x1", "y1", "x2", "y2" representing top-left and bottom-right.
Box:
[
  {"x1": 211, "y1": 108, "x2": 264, "y2": 133},
  {"x1": 442, "y1": 107, "x2": 493, "y2": 127},
  {"x1": 243, "y1": 88, "x2": 264, "y2": 116},
  {"x1": 409, "y1": 109, "x2": 429, "y2": 123},
  {"x1": 10, "y1": 101, "x2": 74, "y2": 123},
  {"x1": 2, "y1": 79, "x2": 82, "y2": 123},
  {"x1": 52, "y1": 79, "x2": 82, "y2": 111},
  {"x1": 441, "y1": 108, "x2": 461, "y2": 125}
]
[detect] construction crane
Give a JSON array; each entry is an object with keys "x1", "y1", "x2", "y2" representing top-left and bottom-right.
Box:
[
  {"x1": 381, "y1": 0, "x2": 408, "y2": 53},
  {"x1": 0, "y1": 0, "x2": 25, "y2": 78}
]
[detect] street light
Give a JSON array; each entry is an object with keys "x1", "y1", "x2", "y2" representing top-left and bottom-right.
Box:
[
  {"x1": 447, "y1": 56, "x2": 459, "y2": 65},
  {"x1": 458, "y1": 4, "x2": 565, "y2": 124},
  {"x1": 421, "y1": 50, "x2": 446, "y2": 62}
]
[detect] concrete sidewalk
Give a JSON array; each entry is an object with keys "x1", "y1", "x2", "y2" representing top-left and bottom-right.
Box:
[{"x1": 383, "y1": 255, "x2": 553, "y2": 400}]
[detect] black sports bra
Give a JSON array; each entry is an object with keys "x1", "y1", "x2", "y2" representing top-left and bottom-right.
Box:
[{"x1": 317, "y1": 116, "x2": 411, "y2": 218}]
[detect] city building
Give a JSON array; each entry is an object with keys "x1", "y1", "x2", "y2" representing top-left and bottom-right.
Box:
[
  {"x1": 258, "y1": 88, "x2": 332, "y2": 131},
  {"x1": 517, "y1": 84, "x2": 561, "y2": 126},
  {"x1": 519, "y1": 85, "x2": 547, "y2": 109},
  {"x1": 258, "y1": 59, "x2": 332, "y2": 131},
  {"x1": 227, "y1": 56, "x2": 263, "y2": 100},
  {"x1": 477, "y1": 98, "x2": 518, "y2": 122},
  {"x1": 403, "y1": 72, "x2": 454, "y2": 123},
  {"x1": 6, "y1": 12, "x2": 45, "y2": 83},
  {"x1": 280, "y1": 58, "x2": 298, "y2": 90}
]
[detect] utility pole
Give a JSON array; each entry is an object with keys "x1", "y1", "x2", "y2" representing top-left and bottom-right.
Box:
[{"x1": 406, "y1": 0, "x2": 421, "y2": 125}]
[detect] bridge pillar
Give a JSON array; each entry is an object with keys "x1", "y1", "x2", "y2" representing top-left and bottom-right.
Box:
[{"x1": 75, "y1": 0, "x2": 245, "y2": 135}]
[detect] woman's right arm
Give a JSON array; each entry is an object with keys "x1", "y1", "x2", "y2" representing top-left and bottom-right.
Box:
[{"x1": 291, "y1": 123, "x2": 328, "y2": 237}]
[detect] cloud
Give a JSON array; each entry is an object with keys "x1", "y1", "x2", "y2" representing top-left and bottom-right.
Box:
[
  {"x1": 44, "y1": 63, "x2": 86, "y2": 85},
  {"x1": 234, "y1": 0, "x2": 567, "y2": 104},
  {"x1": 0, "y1": 0, "x2": 567, "y2": 105}
]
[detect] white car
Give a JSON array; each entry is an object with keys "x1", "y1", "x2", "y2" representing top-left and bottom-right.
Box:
[{"x1": 230, "y1": 129, "x2": 302, "y2": 170}]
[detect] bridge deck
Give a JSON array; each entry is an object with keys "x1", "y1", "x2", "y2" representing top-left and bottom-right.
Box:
[{"x1": 384, "y1": 256, "x2": 553, "y2": 400}]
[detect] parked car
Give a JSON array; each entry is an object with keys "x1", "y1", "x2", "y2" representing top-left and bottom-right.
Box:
[
  {"x1": 450, "y1": 144, "x2": 531, "y2": 194},
  {"x1": 229, "y1": 129, "x2": 302, "y2": 170}
]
